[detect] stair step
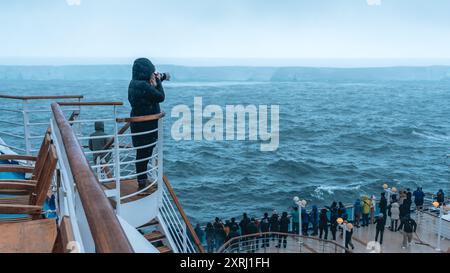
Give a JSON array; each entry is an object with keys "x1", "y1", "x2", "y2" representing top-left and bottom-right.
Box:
[
  {"x1": 138, "y1": 219, "x2": 159, "y2": 229},
  {"x1": 145, "y1": 231, "x2": 165, "y2": 242},
  {"x1": 157, "y1": 246, "x2": 172, "y2": 254}
]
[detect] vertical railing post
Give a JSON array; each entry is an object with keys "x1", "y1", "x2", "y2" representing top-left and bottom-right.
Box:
[
  {"x1": 22, "y1": 99, "x2": 31, "y2": 155},
  {"x1": 157, "y1": 118, "x2": 164, "y2": 203},
  {"x1": 183, "y1": 222, "x2": 188, "y2": 253},
  {"x1": 113, "y1": 106, "x2": 121, "y2": 215}
]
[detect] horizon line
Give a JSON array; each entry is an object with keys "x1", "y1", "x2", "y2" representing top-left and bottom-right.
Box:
[{"x1": 2, "y1": 57, "x2": 450, "y2": 68}]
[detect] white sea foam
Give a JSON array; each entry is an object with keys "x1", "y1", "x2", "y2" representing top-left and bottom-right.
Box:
[
  {"x1": 412, "y1": 130, "x2": 450, "y2": 142},
  {"x1": 313, "y1": 184, "x2": 362, "y2": 200}
]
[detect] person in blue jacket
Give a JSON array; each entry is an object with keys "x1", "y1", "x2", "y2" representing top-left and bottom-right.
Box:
[
  {"x1": 413, "y1": 187, "x2": 425, "y2": 211},
  {"x1": 301, "y1": 209, "x2": 310, "y2": 236}
]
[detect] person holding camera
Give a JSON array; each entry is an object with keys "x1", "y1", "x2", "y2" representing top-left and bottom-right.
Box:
[{"x1": 128, "y1": 58, "x2": 168, "y2": 191}]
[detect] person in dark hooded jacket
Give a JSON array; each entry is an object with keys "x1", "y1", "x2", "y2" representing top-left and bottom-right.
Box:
[
  {"x1": 88, "y1": 121, "x2": 110, "y2": 164},
  {"x1": 269, "y1": 211, "x2": 280, "y2": 242},
  {"x1": 128, "y1": 58, "x2": 165, "y2": 190},
  {"x1": 375, "y1": 214, "x2": 386, "y2": 245},
  {"x1": 260, "y1": 213, "x2": 270, "y2": 248},
  {"x1": 277, "y1": 212, "x2": 290, "y2": 249},
  {"x1": 246, "y1": 219, "x2": 259, "y2": 253},
  {"x1": 436, "y1": 189, "x2": 445, "y2": 205},
  {"x1": 213, "y1": 218, "x2": 226, "y2": 251},
  {"x1": 229, "y1": 218, "x2": 240, "y2": 234},
  {"x1": 319, "y1": 209, "x2": 329, "y2": 240},
  {"x1": 205, "y1": 223, "x2": 215, "y2": 253},
  {"x1": 310, "y1": 205, "x2": 319, "y2": 236},
  {"x1": 330, "y1": 212, "x2": 338, "y2": 241},
  {"x1": 338, "y1": 202, "x2": 347, "y2": 218},
  {"x1": 239, "y1": 213, "x2": 251, "y2": 249},
  {"x1": 225, "y1": 228, "x2": 241, "y2": 253},
  {"x1": 379, "y1": 193, "x2": 388, "y2": 223}
]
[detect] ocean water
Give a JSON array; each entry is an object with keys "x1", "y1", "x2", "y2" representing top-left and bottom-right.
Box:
[{"x1": 1, "y1": 79, "x2": 449, "y2": 224}]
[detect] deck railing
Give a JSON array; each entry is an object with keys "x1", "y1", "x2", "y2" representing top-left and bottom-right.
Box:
[
  {"x1": 160, "y1": 176, "x2": 206, "y2": 253},
  {"x1": 218, "y1": 232, "x2": 349, "y2": 254},
  {"x1": 0, "y1": 95, "x2": 83, "y2": 155},
  {"x1": 92, "y1": 112, "x2": 204, "y2": 253},
  {"x1": 51, "y1": 103, "x2": 133, "y2": 253},
  {"x1": 57, "y1": 101, "x2": 203, "y2": 253}
]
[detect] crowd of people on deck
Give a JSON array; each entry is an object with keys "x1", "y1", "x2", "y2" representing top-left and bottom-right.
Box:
[{"x1": 194, "y1": 188, "x2": 447, "y2": 253}]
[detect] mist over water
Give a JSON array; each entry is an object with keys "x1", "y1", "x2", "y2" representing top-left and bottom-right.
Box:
[{"x1": 1, "y1": 78, "x2": 449, "y2": 224}]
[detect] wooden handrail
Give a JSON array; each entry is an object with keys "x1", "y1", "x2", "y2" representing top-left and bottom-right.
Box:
[
  {"x1": 0, "y1": 95, "x2": 84, "y2": 100},
  {"x1": 58, "y1": 102, "x2": 124, "y2": 106},
  {"x1": 102, "y1": 112, "x2": 165, "y2": 151},
  {"x1": 163, "y1": 175, "x2": 206, "y2": 253},
  {"x1": 116, "y1": 112, "x2": 165, "y2": 123},
  {"x1": 51, "y1": 103, "x2": 134, "y2": 253}
]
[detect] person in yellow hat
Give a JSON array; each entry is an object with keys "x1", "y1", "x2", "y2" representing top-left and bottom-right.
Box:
[{"x1": 362, "y1": 196, "x2": 372, "y2": 227}]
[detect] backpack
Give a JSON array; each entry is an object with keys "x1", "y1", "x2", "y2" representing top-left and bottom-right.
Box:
[{"x1": 403, "y1": 220, "x2": 414, "y2": 233}]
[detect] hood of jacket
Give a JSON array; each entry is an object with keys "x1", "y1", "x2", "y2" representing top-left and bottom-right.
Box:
[
  {"x1": 94, "y1": 121, "x2": 105, "y2": 132},
  {"x1": 132, "y1": 58, "x2": 156, "y2": 81}
]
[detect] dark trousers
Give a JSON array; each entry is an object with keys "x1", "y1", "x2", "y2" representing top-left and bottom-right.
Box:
[
  {"x1": 362, "y1": 214, "x2": 370, "y2": 227},
  {"x1": 354, "y1": 214, "x2": 361, "y2": 227},
  {"x1": 391, "y1": 220, "x2": 399, "y2": 231},
  {"x1": 278, "y1": 235, "x2": 288, "y2": 248},
  {"x1": 247, "y1": 236, "x2": 256, "y2": 253},
  {"x1": 312, "y1": 223, "x2": 318, "y2": 235},
  {"x1": 135, "y1": 145, "x2": 155, "y2": 183},
  {"x1": 292, "y1": 223, "x2": 300, "y2": 234},
  {"x1": 302, "y1": 223, "x2": 309, "y2": 235},
  {"x1": 132, "y1": 126, "x2": 158, "y2": 185},
  {"x1": 261, "y1": 234, "x2": 270, "y2": 248},
  {"x1": 375, "y1": 229, "x2": 384, "y2": 245},
  {"x1": 319, "y1": 226, "x2": 328, "y2": 240},
  {"x1": 207, "y1": 238, "x2": 215, "y2": 253},
  {"x1": 271, "y1": 233, "x2": 279, "y2": 241},
  {"x1": 345, "y1": 239, "x2": 355, "y2": 250},
  {"x1": 331, "y1": 228, "x2": 337, "y2": 241}
]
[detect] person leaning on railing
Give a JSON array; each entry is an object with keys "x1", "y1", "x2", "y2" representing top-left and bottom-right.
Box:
[{"x1": 128, "y1": 58, "x2": 165, "y2": 190}]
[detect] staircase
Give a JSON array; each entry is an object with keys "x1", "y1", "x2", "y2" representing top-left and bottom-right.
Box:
[{"x1": 138, "y1": 220, "x2": 173, "y2": 254}]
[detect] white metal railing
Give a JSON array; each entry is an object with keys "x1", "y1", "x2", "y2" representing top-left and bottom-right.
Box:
[
  {"x1": 158, "y1": 189, "x2": 197, "y2": 253},
  {"x1": 50, "y1": 102, "x2": 134, "y2": 253},
  {"x1": 85, "y1": 114, "x2": 164, "y2": 214},
  {"x1": 218, "y1": 232, "x2": 348, "y2": 254},
  {"x1": 50, "y1": 117, "x2": 89, "y2": 252},
  {"x1": 0, "y1": 96, "x2": 83, "y2": 155},
  {"x1": 0, "y1": 95, "x2": 196, "y2": 253}
]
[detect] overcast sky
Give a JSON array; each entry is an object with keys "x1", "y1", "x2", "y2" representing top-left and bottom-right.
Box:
[{"x1": 1, "y1": 0, "x2": 450, "y2": 66}]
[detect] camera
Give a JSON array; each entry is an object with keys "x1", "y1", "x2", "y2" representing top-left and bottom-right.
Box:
[{"x1": 156, "y1": 72, "x2": 171, "y2": 82}]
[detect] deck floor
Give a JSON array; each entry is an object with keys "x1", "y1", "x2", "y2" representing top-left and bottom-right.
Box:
[{"x1": 351, "y1": 211, "x2": 450, "y2": 253}]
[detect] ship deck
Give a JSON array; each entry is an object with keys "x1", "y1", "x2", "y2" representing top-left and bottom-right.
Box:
[{"x1": 248, "y1": 211, "x2": 450, "y2": 253}]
